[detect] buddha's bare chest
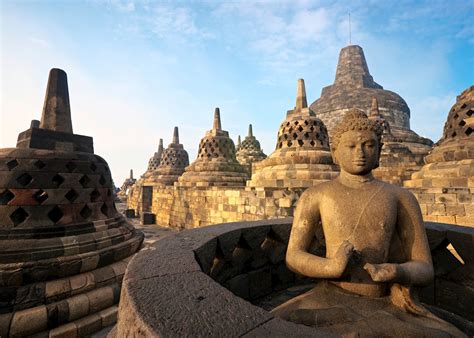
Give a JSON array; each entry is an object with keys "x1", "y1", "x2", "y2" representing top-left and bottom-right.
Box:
[{"x1": 319, "y1": 185, "x2": 397, "y2": 257}]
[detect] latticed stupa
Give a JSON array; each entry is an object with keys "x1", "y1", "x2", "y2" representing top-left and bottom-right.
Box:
[
  {"x1": 248, "y1": 79, "x2": 339, "y2": 189},
  {"x1": 118, "y1": 169, "x2": 136, "y2": 198},
  {"x1": 310, "y1": 45, "x2": 433, "y2": 157},
  {"x1": 177, "y1": 108, "x2": 248, "y2": 187},
  {"x1": 236, "y1": 124, "x2": 266, "y2": 175},
  {"x1": 144, "y1": 127, "x2": 189, "y2": 186},
  {"x1": 147, "y1": 138, "x2": 164, "y2": 172},
  {"x1": 0, "y1": 68, "x2": 143, "y2": 337},
  {"x1": 368, "y1": 98, "x2": 427, "y2": 184},
  {"x1": 405, "y1": 86, "x2": 474, "y2": 226}
]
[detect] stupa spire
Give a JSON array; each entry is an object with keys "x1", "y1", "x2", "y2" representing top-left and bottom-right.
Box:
[
  {"x1": 130, "y1": 169, "x2": 133, "y2": 179},
  {"x1": 334, "y1": 45, "x2": 381, "y2": 89},
  {"x1": 248, "y1": 124, "x2": 253, "y2": 137},
  {"x1": 158, "y1": 138, "x2": 163, "y2": 151},
  {"x1": 295, "y1": 79, "x2": 308, "y2": 112},
  {"x1": 173, "y1": 126, "x2": 179, "y2": 144},
  {"x1": 370, "y1": 97, "x2": 380, "y2": 117},
  {"x1": 40, "y1": 68, "x2": 73, "y2": 133},
  {"x1": 237, "y1": 135, "x2": 241, "y2": 147},
  {"x1": 213, "y1": 108, "x2": 222, "y2": 130}
]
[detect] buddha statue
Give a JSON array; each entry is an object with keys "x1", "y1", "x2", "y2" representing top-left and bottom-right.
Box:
[{"x1": 272, "y1": 109, "x2": 465, "y2": 337}]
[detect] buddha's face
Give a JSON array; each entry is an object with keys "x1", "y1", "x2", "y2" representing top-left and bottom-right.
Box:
[{"x1": 334, "y1": 130, "x2": 380, "y2": 175}]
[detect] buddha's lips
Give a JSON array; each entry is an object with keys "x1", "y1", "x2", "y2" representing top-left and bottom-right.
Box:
[{"x1": 353, "y1": 160, "x2": 367, "y2": 165}]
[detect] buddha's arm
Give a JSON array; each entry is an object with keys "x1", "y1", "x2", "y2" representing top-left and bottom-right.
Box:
[
  {"x1": 286, "y1": 190, "x2": 353, "y2": 279},
  {"x1": 365, "y1": 190, "x2": 434, "y2": 286}
]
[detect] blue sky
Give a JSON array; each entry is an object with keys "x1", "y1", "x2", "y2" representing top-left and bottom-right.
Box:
[{"x1": 1, "y1": 0, "x2": 473, "y2": 185}]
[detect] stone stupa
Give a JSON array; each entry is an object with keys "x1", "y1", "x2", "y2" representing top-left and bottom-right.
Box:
[
  {"x1": 368, "y1": 98, "x2": 427, "y2": 184},
  {"x1": 248, "y1": 79, "x2": 339, "y2": 189},
  {"x1": 0, "y1": 68, "x2": 143, "y2": 337},
  {"x1": 310, "y1": 45, "x2": 433, "y2": 156},
  {"x1": 144, "y1": 127, "x2": 189, "y2": 186},
  {"x1": 146, "y1": 138, "x2": 164, "y2": 173},
  {"x1": 236, "y1": 124, "x2": 267, "y2": 176},
  {"x1": 177, "y1": 108, "x2": 248, "y2": 188},
  {"x1": 404, "y1": 86, "x2": 474, "y2": 226}
]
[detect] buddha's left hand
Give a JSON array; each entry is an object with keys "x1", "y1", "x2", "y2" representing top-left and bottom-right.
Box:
[{"x1": 363, "y1": 263, "x2": 399, "y2": 282}]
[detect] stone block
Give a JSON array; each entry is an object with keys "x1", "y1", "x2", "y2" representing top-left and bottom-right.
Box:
[
  {"x1": 49, "y1": 322, "x2": 78, "y2": 338},
  {"x1": 10, "y1": 305, "x2": 48, "y2": 337},
  {"x1": 99, "y1": 305, "x2": 118, "y2": 327},
  {"x1": 76, "y1": 313, "x2": 102, "y2": 337},
  {"x1": 67, "y1": 294, "x2": 90, "y2": 321}
]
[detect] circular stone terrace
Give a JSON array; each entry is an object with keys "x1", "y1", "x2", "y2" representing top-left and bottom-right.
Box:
[{"x1": 113, "y1": 219, "x2": 474, "y2": 337}]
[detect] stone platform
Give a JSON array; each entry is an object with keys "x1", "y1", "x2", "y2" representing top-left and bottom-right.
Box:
[{"x1": 113, "y1": 218, "x2": 474, "y2": 337}]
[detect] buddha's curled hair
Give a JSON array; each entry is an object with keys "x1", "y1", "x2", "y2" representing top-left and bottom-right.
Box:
[{"x1": 331, "y1": 108, "x2": 384, "y2": 151}]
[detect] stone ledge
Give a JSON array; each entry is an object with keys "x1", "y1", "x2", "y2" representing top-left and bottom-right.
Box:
[{"x1": 115, "y1": 219, "x2": 474, "y2": 336}]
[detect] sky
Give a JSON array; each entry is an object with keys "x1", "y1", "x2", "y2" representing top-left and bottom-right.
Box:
[{"x1": 1, "y1": 0, "x2": 473, "y2": 186}]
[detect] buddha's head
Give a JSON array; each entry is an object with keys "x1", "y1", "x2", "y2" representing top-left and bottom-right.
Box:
[{"x1": 331, "y1": 109, "x2": 384, "y2": 175}]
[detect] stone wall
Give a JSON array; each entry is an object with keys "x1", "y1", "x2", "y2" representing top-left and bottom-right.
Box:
[
  {"x1": 127, "y1": 181, "x2": 474, "y2": 228},
  {"x1": 128, "y1": 185, "x2": 301, "y2": 228}
]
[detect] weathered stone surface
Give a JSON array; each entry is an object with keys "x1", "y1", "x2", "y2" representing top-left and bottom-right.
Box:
[
  {"x1": 274, "y1": 110, "x2": 465, "y2": 336},
  {"x1": 177, "y1": 108, "x2": 248, "y2": 188},
  {"x1": 248, "y1": 79, "x2": 339, "y2": 189},
  {"x1": 0, "y1": 68, "x2": 143, "y2": 336},
  {"x1": 236, "y1": 124, "x2": 267, "y2": 176},
  {"x1": 310, "y1": 45, "x2": 433, "y2": 161},
  {"x1": 405, "y1": 87, "x2": 474, "y2": 226}
]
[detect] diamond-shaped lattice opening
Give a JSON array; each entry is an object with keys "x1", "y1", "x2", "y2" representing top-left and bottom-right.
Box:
[
  {"x1": 79, "y1": 175, "x2": 91, "y2": 188},
  {"x1": 90, "y1": 189, "x2": 101, "y2": 202},
  {"x1": 90, "y1": 163, "x2": 97, "y2": 172},
  {"x1": 310, "y1": 140, "x2": 316, "y2": 146},
  {"x1": 101, "y1": 203, "x2": 109, "y2": 216},
  {"x1": 65, "y1": 189, "x2": 79, "y2": 203},
  {"x1": 459, "y1": 120, "x2": 466, "y2": 127},
  {"x1": 298, "y1": 140, "x2": 304, "y2": 146},
  {"x1": 0, "y1": 189, "x2": 15, "y2": 205},
  {"x1": 52, "y1": 174, "x2": 65, "y2": 188},
  {"x1": 287, "y1": 141, "x2": 293, "y2": 147},
  {"x1": 304, "y1": 132, "x2": 309, "y2": 139},
  {"x1": 16, "y1": 173, "x2": 33, "y2": 187},
  {"x1": 310, "y1": 126, "x2": 314, "y2": 132},
  {"x1": 33, "y1": 189, "x2": 48, "y2": 204},
  {"x1": 65, "y1": 161, "x2": 77, "y2": 172},
  {"x1": 7, "y1": 159, "x2": 19, "y2": 170},
  {"x1": 467, "y1": 109, "x2": 473, "y2": 117},
  {"x1": 298, "y1": 126, "x2": 303, "y2": 132},
  {"x1": 453, "y1": 113, "x2": 459, "y2": 119},
  {"x1": 304, "y1": 120, "x2": 309, "y2": 125},
  {"x1": 80, "y1": 204, "x2": 92, "y2": 219},
  {"x1": 292, "y1": 133, "x2": 298, "y2": 140},
  {"x1": 452, "y1": 132, "x2": 457, "y2": 138},
  {"x1": 10, "y1": 207, "x2": 29, "y2": 226},
  {"x1": 34, "y1": 160, "x2": 46, "y2": 169},
  {"x1": 99, "y1": 175, "x2": 106, "y2": 186},
  {"x1": 466, "y1": 127, "x2": 473, "y2": 136},
  {"x1": 48, "y1": 206, "x2": 64, "y2": 223}
]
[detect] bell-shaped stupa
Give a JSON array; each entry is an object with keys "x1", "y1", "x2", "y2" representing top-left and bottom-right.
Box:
[
  {"x1": 236, "y1": 124, "x2": 267, "y2": 175},
  {"x1": 0, "y1": 68, "x2": 143, "y2": 337},
  {"x1": 147, "y1": 138, "x2": 164, "y2": 172},
  {"x1": 310, "y1": 45, "x2": 433, "y2": 156},
  {"x1": 404, "y1": 86, "x2": 474, "y2": 226},
  {"x1": 368, "y1": 98, "x2": 427, "y2": 185},
  {"x1": 177, "y1": 108, "x2": 248, "y2": 187},
  {"x1": 248, "y1": 79, "x2": 339, "y2": 189},
  {"x1": 145, "y1": 127, "x2": 189, "y2": 186}
]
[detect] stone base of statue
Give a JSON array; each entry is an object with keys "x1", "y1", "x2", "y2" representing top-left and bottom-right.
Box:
[{"x1": 272, "y1": 281, "x2": 465, "y2": 337}]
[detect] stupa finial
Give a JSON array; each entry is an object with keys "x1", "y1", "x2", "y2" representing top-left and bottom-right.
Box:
[
  {"x1": 40, "y1": 68, "x2": 73, "y2": 133},
  {"x1": 213, "y1": 107, "x2": 222, "y2": 130},
  {"x1": 237, "y1": 135, "x2": 241, "y2": 147},
  {"x1": 130, "y1": 169, "x2": 133, "y2": 179},
  {"x1": 370, "y1": 97, "x2": 380, "y2": 117},
  {"x1": 173, "y1": 126, "x2": 179, "y2": 144},
  {"x1": 158, "y1": 138, "x2": 164, "y2": 151},
  {"x1": 248, "y1": 124, "x2": 253, "y2": 137},
  {"x1": 295, "y1": 79, "x2": 308, "y2": 112}
]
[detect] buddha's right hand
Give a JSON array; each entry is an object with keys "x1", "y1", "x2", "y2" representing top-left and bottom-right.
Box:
[{"x1": 332, "y1": 240, "x2": 355, "y2": 277}]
